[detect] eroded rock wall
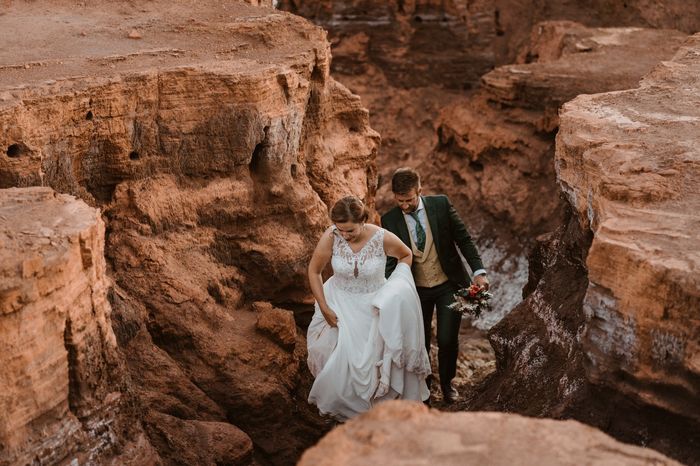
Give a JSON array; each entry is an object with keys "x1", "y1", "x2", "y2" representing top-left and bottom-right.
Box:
[
  {"x1": 558, "y1": 31, "x2": 700, "y2": 451},
  {"x1": 280, "y1": 0, "x2": 700, "y2": 77},
  {"x1": 280, "y1": 0, "x2": 697, "y2": 331},
  {"x1": 475, "y1": 33, "x2": 700, "y2": 464},
  {"x1": 0, "y1": 2, "x2": 379, "y2": 464},
  {"x1": 0, "y1": 187, "x2": 158, "y2": 466}
]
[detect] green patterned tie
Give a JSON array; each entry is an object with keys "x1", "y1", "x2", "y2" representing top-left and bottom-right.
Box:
[{"x1": 409, "y1": 211, "x2": 426, "y2": 251}]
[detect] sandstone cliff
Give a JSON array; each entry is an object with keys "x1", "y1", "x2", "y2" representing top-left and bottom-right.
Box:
[
  {"x1": 474, "y1": 32, "x2": 700, "y2": 464},
  {"x1": 425, "y1": 23, "x2": 687, "y2": 327},
  {"x1": 0, "y1": 187, "x2": 158, "y2": 465},
  {"x1": 0, "y1": 1, "x2": 378, "y2": 464}
]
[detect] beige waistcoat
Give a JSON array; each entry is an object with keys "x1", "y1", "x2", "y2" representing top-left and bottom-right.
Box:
[{"x1": 406, "y1": 215, "x2": 449, "y2": 288}]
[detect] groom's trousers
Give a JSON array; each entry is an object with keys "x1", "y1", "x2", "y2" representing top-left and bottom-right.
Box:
[{"x1": 416, "y1": 281, "x2": 461, "y2": 387}]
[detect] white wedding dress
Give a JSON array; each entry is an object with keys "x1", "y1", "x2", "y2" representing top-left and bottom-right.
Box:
[{"x1": 307, "y1": 227, "x2": 431, "y2": 420}]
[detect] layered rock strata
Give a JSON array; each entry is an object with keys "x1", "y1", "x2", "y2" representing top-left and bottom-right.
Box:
[
  {"x1": 281, "y1": 0, "x2": 700, "y2": 75},
  {"x1": 299, "y1": 401, "x2": 680, "y2": 466},
  {"x1": 0, "y1": 187, "x2": 158, "y2": 465},
  {"x1": 421, "y1": 23, "x2": 686, "y2": 328},
  {"x1": 559, "y1": 30, "x2": 700, "y2": 450},
  {"x1": 433, "y1": 22, "x2": 687, "y2": 241},
  {"x1": 0, "y1": 1, "x2": 379, "y2": 464},
  {"x1": 475, "y1": 33, "x2": 700, "y2": 464}
]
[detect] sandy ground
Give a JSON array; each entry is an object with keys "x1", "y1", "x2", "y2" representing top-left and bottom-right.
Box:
[{"x1": 0, "y1": 0, "x2": 303, "y2": 88}]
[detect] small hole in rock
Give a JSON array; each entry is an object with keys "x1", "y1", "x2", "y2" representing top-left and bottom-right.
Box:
[
  {"x1": 469, "y1": 160, "x2": 484, "y2": 172},
  {"x1": 6, "y1": 144, "x2": 24, "y2": 158},
  {"x1": 129, "y1": 151, "x2": 140, "y2": 160},
  {"x1": 414, "y1": 15, "x2": 423, "y2": 23},
  {"x1": 290, "y1": 164, "x2": 298, "y2": 178},
  {"x1": 86, "y1": 111, "x2": 94, "y2": 120}
]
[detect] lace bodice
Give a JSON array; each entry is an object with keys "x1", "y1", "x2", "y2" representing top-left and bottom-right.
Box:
[{"x1": 331, "y1": 227, "x2": 387, "y2": 294}]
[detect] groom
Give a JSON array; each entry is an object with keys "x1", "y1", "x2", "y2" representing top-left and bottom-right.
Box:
[{"x1": 382, "y1": 167, "x2": 489, "y2": 402}]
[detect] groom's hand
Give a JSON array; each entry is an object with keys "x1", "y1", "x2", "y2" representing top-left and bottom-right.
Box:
[{"x1": 473, "y1": 274, "x2": 490, "y2": 291}]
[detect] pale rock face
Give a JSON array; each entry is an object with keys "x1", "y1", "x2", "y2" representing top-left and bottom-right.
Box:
[
  {"x1": 0, "y1": 1, "x2": 379, "y2": 463},
  {"x1": 471, "y1": 29, "x2": 700, "y2": 464},
  {"x1": 556, "y1": 33, "x2": 700, "y2": 425},
  {"x1": 0, "y1": 187, "x2": 158, "y2": 465},
  {"x1": 298, "y1": 401, "x2": 680, "y2": 466}
]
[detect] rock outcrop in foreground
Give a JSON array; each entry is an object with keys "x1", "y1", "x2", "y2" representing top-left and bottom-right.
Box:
[
  {"x1": 476, "y1": 32, "x2": 700, "y2": 464},
  {"x1": 299, "y1": 401, "x2": 679, "y2": 466},
  {"x1": 0, "y1": 187, "x2": 158, "y2": 465},
  {"x1": 0, "y1": 1, "x2": 379, "y2": 463}
]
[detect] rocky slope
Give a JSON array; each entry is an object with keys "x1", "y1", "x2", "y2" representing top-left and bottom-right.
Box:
[
  {"x1": 0, "y1": 187, "x2": 158, "y2": 466},
  {"x1": 0, "y1": 1, "x2": 378, "y2": 464},
  {"x1": 474, "y1": 32, "x2": 700, "y2": 464},
  {"x1": 299, "y1": 401, "x2": 680, "y2": 466}
]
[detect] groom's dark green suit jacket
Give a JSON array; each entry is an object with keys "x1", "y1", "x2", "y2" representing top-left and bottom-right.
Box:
[{"x1": 381, "y1": 195, "x2": 483, "y2": 287}]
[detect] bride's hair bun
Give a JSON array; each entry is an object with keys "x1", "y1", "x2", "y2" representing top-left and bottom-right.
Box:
[{"x1": 330, "y1": 196, "x2": 369, "y2": 224}]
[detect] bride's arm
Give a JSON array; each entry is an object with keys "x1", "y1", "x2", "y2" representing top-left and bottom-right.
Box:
[
  {"x1": 308, "y1": 227, "x2": 338, "y2": 327},
  {"x1": 384, "y1": 230, "x2": 412, "y2": 267}
]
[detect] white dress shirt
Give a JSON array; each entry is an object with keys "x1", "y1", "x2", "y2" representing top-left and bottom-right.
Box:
[{"x1": 403, "y1": 198, "x2": 486, "y2": 277}]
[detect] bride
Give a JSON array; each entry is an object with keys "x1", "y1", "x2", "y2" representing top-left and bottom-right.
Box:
[{"x1": 307, "y1": 196, "x2": 431, "y2": 420}]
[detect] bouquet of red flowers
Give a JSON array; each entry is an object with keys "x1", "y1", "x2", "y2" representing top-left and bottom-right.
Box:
[{"x1": 449, "y1": 283, "x2": 493, "y2": 318}]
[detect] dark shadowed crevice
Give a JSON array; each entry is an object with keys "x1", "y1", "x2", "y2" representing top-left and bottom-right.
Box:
[
  {"x1": 63, "y1": 317, "x2": 81, "y2": 416},
  {"x1": 249, "y1": 126, "x2": 270, "y2": 177},
  {"x1": 6, "y1": 143, "x2": 29, "y2": 158},
  {"x1": 250, "y1": 143, "x2": 264, "y2": 174}
]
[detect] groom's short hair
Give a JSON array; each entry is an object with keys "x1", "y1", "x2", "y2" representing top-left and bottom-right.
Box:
[{"x1": 391, "y1": 167, "x2": 421, "y2": 194}]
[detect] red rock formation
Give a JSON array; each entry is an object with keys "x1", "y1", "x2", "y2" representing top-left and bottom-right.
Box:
[
  {"x1": 430, "y1": 22, "x2": 687, "y2": 236},
  {"x1": 558, "y1": 30, "x2": 700, "y2": 448},
  {"x1": 0, "y1": 1, "x2": 378, "y2": 463},
  {"x1": 474, "y1": 32, "x2": 700, "y2": 464},
  {"x1": 280, "y1": 0, "x2": 700, "y2": 75},
  {"x1": 299, "y1": 401, "x2": 680, "y2": 466},
  {"x1": 0, "y1": 187, "x2": 158, "y2": 465},
  {"x1": 280, "y1": 1, "x2": 699, "y2": 460}
]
